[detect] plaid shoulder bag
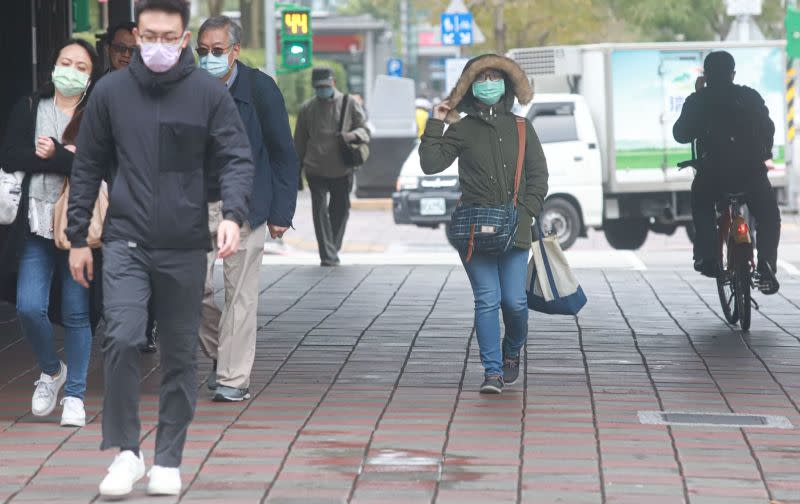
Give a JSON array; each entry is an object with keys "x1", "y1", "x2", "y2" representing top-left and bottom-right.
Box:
[{"x1": 447, "y1": 116, "x2": 526, "y2": 262}]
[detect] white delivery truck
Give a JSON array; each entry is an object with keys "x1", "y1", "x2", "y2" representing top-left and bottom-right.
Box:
[{"x1": 506, "y1": 41, "x2": 792, "y2": 249}]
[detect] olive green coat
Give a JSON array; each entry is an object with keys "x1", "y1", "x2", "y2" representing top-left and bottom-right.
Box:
[{"x1": 419, "y1": 100, "x2": 549, "y2": 249}]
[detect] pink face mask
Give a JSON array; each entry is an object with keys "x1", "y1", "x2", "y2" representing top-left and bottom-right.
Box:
[{"x1": 140, "y1": 37, "x2": 184, "y2": 73}]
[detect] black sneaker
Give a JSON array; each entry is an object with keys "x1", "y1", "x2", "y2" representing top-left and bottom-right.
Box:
[
  {"x1": 503, "y1": 354, "x2": 521, "y2": 385},
  {"x1": 694, "y1": 259, "x2": 719, "y2": 278},
  {"x1": 213, "y1": 385, "x2": 251, "y2": 402},
  {"x1": 207, "y1": 360, "x2": 218, "y2": 391},
  {"x1": 480, "y1": 375, "x2": 504, "y2": 394},
  {"x1": 757, "y1": 262, "x2": 780, "y2": 295}
]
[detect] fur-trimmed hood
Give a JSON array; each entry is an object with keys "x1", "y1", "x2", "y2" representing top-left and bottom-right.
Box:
[{"x1": 443, "y1": 53, "x2": 532, "y2": 124}]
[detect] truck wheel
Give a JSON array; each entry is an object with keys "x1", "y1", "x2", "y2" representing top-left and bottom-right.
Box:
[
  {"x1": 539, "y1": 198, "x2": 580, "y2": 250},
  {"x1": 604, "y1": 218, "x2": 648, "y2": 250},
  {"x1": 685, "y1": 223, "x2": 696, "y2": 244}
]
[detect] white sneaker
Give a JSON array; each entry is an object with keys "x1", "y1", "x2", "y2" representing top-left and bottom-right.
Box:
[
  {"x1": 98, "y1": 450, "x2": 146, "y2": 498},
  {"x1": 31, "y1": 361, "x2": 67, "y2": 417},
  {"x1": 147, "y1": 466, "x2": 182, "y2": 496},
  {"x1": 60, "y1": 397, "x2": 86, "y2": 427}
]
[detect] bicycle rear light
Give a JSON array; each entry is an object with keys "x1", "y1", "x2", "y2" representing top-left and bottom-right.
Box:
[
  {"x1": 737, "y1": 222, "x2": 748, "y2": 236},
  {"x1": 733, "y1": 218, "x2": 751, "y2": 244}
]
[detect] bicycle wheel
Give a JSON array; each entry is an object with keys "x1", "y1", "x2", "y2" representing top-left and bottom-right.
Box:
[
  {"x1": 735, "y1": 257, "x2": 752, "y2": 331},
  {"x1": 716, "y1": 236, "x2": 738, "y2": 324}
]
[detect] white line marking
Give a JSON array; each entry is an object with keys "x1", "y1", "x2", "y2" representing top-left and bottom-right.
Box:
[
  {"x1": 623, "y1": 251, "x2": 648, "y2": 271},
  {"x1": 777, "y1": 259, "x2": 800, "y2": 276},
  {"x1": 256, "y1": 250, "x2": 647, "y2": 270}
]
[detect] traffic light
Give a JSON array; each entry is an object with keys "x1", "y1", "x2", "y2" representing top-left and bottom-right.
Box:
[
  {"x1": 280, "y1": 8, "x2": 312, "y2": 71},
  {"x1": 72, "y1": 0, "x2": 91, "y2": 33}
]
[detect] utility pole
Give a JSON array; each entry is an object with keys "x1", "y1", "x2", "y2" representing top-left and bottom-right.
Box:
[
  {"x1": 789, "y1": 0, "x2": 799, "y2": 211},
  {"x1": 265, "y1": 0, "x2": 276, "y2": 76},
  {"x1": 493, "y1": 0, "x2": 505, "y2": 54},
  {"x1": 400, "y1": 0, "x2": 408, "y2": 69}
]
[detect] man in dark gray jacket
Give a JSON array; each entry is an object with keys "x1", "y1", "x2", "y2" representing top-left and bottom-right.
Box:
[
  {"x1": 294, "y1": 67, "x2": 369, "y2": 266},
  {"x1": 66, "y1": 0, "x2": 254, "y2": 498}
]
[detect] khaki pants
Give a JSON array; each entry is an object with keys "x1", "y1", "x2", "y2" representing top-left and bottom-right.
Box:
[{"x1": 199, "y1": 201, "x2": 266, "y2": 389}]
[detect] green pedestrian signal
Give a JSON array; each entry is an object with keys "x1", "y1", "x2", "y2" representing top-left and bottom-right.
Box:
[
  {"x1": 788, "y1": 8, "x2": 800, "y2": 58},
  {"x1": 280, "y1": 8, "x2": 312, "y2": 71},
  {"x1": 72, "y1": 0, "x2": 91, "y2": 32},
  {"x1": 283, "y1": 40, "x2": 311, "y2": 69}
]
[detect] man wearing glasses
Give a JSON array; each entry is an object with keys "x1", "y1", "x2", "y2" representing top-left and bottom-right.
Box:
[
  {"x1": 195, "y1": 16, "x2": 298, "y2": 403},
  {"x1": 66, "y1": 0, "x2": 254, "y2": 497},
  {"x1": 106, "y1": 22, "x2": 137, "y2": 71}
]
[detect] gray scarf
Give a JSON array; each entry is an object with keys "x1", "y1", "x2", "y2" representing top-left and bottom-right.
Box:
[{"x1": 29, "y1": 97, "x2": 69, "y2": 238}]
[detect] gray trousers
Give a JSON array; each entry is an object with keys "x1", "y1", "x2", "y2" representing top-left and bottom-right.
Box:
[
  {"x1": 100, "y1": 240, "x2": 206, "y2": 467},
  {"x1": 307, "y1": 174, "x2": 353, "y2": 265}
]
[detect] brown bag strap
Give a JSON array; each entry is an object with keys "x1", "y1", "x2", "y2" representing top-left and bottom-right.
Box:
[
  {"x1": 513, "y1": 116, "x2": 526, "y2": 208},
  {"x1": 465, "y1": 224, "x2": 476, "y2": 263}
]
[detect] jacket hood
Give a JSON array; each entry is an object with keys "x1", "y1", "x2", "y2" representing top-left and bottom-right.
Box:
[
  {"x1": 130, "y1": 46, "x2": 197, "y2": 95},
  {"x1": 443, "y1": 53, "x2": 532, "y2": 124}
]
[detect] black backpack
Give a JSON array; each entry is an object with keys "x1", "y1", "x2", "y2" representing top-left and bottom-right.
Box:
[{"x1": 700, "y1": 88, "x2": 763, "y2": 172}]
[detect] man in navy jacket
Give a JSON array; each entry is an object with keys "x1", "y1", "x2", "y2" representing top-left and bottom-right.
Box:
[{"x1": 196, "y1": 16, "x2": 299, "y2": 402}]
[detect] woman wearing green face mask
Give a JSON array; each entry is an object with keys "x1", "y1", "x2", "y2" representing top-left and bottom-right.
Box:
[
  {"x1": 419, "y1": 54, "x2": 549, "y2": 395},
  {"x1": 0, "y1": 38, "x2": 102, "y2": 428}
]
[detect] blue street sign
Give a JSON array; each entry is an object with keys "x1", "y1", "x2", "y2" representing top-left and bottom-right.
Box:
[
  {"x1": 440, "y1": 12, "x2": 473, "y2": 46},
  {"x1": 387, "y1": 57, "x2": 403, "y2": 77}
]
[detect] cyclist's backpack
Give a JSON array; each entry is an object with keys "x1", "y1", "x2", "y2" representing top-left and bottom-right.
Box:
[{"x1": 700, "y1": 87, "x2": 764, "y2": 172}]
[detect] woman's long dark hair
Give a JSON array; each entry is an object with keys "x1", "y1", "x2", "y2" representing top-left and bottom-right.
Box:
[{"x1": 36, "y1": 38, "x2": 102, "y2": 145}]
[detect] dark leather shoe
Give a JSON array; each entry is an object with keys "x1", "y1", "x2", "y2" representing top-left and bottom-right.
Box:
[
  {"x1": 694, "y1": 259, "x2": 719, "y2": 278},
  {"x1": 757, "y1": 262, "x2": 780, "y2": 295}
]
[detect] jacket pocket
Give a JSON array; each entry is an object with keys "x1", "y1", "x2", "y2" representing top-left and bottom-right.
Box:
[{"x1": 159, "y1": 122, "x2": 207, "y2": 172}]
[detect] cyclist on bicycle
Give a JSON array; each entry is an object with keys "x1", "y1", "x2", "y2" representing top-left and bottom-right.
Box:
[{"x1": 673, "y1": 50, "x2": 780, "y2": 295}]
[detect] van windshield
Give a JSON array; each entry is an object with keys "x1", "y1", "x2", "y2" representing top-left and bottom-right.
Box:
[{"x1": 529, "y1": 102, "x2": 578, "y2": 143}]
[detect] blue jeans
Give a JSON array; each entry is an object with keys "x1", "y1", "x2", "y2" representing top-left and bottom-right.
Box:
[
  {"x1": 462, "y1": 247, "x2": 529, "y2": 378},
  {"x1": 16, "y1": 235, "x2": 92, "y2": 399}
]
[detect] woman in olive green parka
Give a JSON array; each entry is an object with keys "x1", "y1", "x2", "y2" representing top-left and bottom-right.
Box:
[{"x1": 420, "y1": 54, "x2": 548, "y2": 394}]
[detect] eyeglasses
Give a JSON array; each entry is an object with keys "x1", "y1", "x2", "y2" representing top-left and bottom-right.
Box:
[
  {"x1": 110, "y1": 43, "x2": 136, "y2": 56},
  {"x1": 196, "y1": 46, "x2": 231, "y2": 58},
  {"x1": 139, "y1": 32, "x2": 185, "y2": 44},
  {"x1": 474, "y1": 72, "x2": 503, "y2": 83}
]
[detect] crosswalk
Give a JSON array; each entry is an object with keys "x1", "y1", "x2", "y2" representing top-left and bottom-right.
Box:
[
  {"x1": 258, "y1": 249, "x2": 662, "y2": 270},
  {"x1": 253, "y1": 249, "x2": 800, "y2": 275}
]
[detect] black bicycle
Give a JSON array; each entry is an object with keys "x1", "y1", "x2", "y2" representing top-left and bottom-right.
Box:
[
  {"x1": 714, "y1": 193, "x2": 755, "y2": 330},
  {"x1": 678, "y1": 154, "x2": 757, "y2": 331}
]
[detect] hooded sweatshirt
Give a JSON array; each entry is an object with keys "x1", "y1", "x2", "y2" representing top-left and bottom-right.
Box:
[
  {"x1": 66, "y1": 47, "x2": 254, "y2": 249},
  {"x1": 419, "y1": 54, "x2": 549, "y2": 249}
]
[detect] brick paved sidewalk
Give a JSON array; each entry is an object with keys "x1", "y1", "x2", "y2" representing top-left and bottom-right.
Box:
[{"x1": 1, "y1": 267, "x2": 799, "y2": 504}]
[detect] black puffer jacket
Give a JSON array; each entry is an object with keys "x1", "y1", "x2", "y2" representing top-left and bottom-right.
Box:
[{"x1": 67, "y1": 48, "x2": 254, "y2": 249}]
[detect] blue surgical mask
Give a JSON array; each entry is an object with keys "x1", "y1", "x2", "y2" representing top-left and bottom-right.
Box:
[
  {"x1": 199, "y1": 53, "x2": 231, "y2": 78},
  {"x1": 472, "y1": 79, "x2": 506, "y2": 106},
  {"x1": 315, "y1": 86, "x2": 335, "y2": 99}
]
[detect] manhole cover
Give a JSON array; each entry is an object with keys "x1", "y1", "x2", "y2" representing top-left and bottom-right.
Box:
[{"x1": 638, "y1": 411, "x2": 793, "y2": 429}]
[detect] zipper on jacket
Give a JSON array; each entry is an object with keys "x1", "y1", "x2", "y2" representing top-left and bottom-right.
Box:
[
  {"x1": 494, "y1": 117, "x2": 510, "y2": 203},
  {"x1": 152, "y1": 96, "x2": 160, "y2": 245}
]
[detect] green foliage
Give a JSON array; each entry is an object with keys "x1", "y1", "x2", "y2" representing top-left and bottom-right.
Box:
[
  {"x1": 339, "y1": 0, "x2": 788, "y2": 54},
  {"x1": 581, "y1": 0, "x2": 784, "y2": 42},
  {"x1": 238, "y1": 48, "x2": 349, "y2": 116}
]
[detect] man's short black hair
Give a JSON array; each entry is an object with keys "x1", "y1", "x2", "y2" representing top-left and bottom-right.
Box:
[
  {"x1": 107, "y1": 21, "x2": 136, "y2": 43},
  {"x1": 704, "y1": 51, "x2": 735, "y2": 83},
  {"x1": 135, "y1": 0, "x2": 190, "y2": 30}
]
